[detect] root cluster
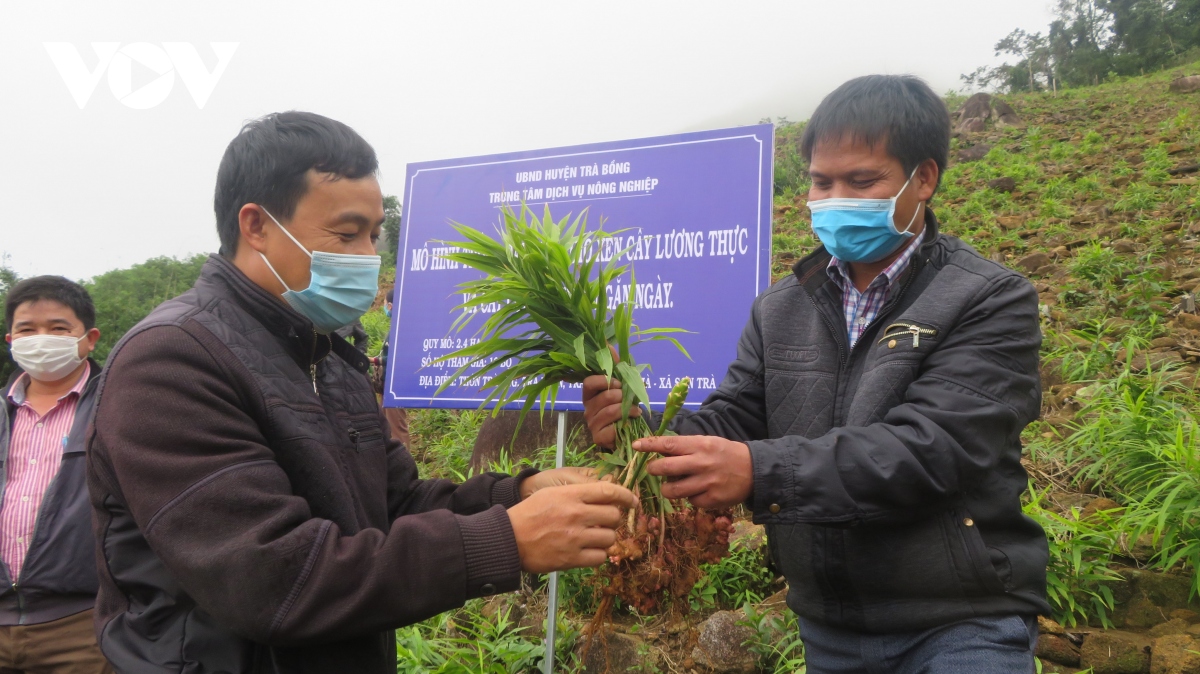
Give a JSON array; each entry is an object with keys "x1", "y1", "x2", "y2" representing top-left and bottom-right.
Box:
[{"x1": 596, "y1": 506, "x2": 733, "y2": 615}]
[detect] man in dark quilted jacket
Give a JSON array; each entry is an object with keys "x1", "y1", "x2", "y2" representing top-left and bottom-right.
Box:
[{"x1": 86, "y1": 111, "x2": 635, "y2": 674}]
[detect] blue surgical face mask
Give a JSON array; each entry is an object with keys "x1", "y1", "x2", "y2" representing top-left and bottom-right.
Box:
[
  {"x1": 808, "y1": 167, "x2": 923, "y2": 263},
  {"x1": 258, "y1": 207, "x2": 381, "y2": 334}
]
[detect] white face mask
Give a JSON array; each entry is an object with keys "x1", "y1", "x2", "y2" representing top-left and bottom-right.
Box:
[{"x1": 10, "y1": 334, "x2": 87, "y2": 382}]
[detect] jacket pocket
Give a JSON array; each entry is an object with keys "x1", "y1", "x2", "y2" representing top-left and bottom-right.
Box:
[
  {"x1": 839, "y1": 513, "x2": 967, "y2": 604},
  {"x1": 953, "y1": 509, "x2": 1009, "y2": 595}
]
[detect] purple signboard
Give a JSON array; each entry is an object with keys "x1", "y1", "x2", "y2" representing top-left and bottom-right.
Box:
[{"x1": 385, "y1": 124, "x2": 774, "y2": 411}]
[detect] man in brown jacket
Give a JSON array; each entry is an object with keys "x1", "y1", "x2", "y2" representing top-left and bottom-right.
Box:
[{"x1": 85, "y1": 111, "x2": 634, "y2": 673}]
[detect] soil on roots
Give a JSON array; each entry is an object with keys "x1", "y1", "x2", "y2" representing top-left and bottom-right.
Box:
[{"x1": 590, "y1": 505, "x2": 733, "y2": 617}]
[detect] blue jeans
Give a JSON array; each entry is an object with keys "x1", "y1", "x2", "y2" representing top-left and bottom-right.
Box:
[{"x1": 798, "y1": 614, "x2": 1038, "y2": 674}]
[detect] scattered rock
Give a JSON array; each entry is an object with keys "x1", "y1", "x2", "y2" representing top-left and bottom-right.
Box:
[
  {"x1": 1169, "y1": 163, "x2": 1200, "y2": 176},
  {"x1": 992, "y1": 98, "x2": 1022, "y2": 126},
  {"x1": 479, "y1": 594, "x2": 524, "y2": 624},
  {"x1": 957, "y1": 144, "x2": 992, "y2": 162},
  {"x1": 1039, "y1": 615, "x2": 1068, "y2": 635},
  {"x1": 1131, "y1": 351, "x2": 1184, "y2": 372},
  {"x1": 988, "y1": 176, "x2": 1017, "y2": 192},
  {"x1": 1151, "y1": 633, "x2": 1200, "y2": 674},
  {"x1": 1081, "y1": 497, "x2": 1124, "y2": 520},
  {"x1": 1115, "y1": 570, "x2": 1200, "y2": 629},
  {"x1": 956, "y1": 117, "x2": 987, "y2": 134},
  {"x1": 956, "y1": 92, "x2": 993, "y2": 121},
  {"x1": 1113, "y1": 239, "x2": 1138, "y2": 253},
  {"x1": 1018, "y1": 252, "x2": 1053, "y2": 272},
  {"x1": 996, "y1": 215, "x2": 1025, "y2": 230},
  {"x1": 1149, "y1": 618, "x2": 1192, "y2": 638},
  {"x1": 1080, "y1": 630, "x2": 1151, "y2": 674},
  {"x1": 1169, "y1": 76, "x2": 1200, "y2": 93},
  {"x1": 761, "y1": 588, "x2": 788, "y2": 610},
  {"x1": 729, "y1": 521, "x2": 766, "y2": 551},
  {"x1": 692, "y1": 611, "x2": 758, "y2": 674},
  {"x1": 1178, "y1": 314, "x2": 1200, "y2": 332},
  {"x1": 1171, "y1": 609, "x2": 1200, "y2": 624},
  {"x1": 1037, "y1": 633, "x2": 1082, "y2": 666},
  {"x1": 577, "y1": 629, "x2": 646, "y2": 674}
]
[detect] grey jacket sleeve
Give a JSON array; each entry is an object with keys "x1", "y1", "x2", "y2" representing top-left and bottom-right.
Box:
[{"x1": 676, "y1": 274, "x2": 1041, "y2": 527}]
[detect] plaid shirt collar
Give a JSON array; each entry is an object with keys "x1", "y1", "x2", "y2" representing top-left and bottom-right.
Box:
[{"x1": 825, "y1": 229, "x2": 926, "y2": 347}]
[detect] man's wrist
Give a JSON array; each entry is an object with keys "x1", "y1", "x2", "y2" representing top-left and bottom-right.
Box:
[{"x1": 491, "y1": 468, "x2": 540, "y2": 507}]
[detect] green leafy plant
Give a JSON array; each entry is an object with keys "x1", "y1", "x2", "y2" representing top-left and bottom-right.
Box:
[
  {"x1": 741, "y1": 603, "x2": 806, "y2": 674},
  {"x1": 1061, "y1": 364, "x2": 1200, "y2": 596},
  {"x1": 434, "y1": 204, "x2": 688, "y2": 513},
  {"x1": 1024, "y1": 486, "x2": 1121, "y2": 627},
  {"x1": 688, "y1": 545, "x2": 774, "y2": 611},
  {"x1": 434, "y1": 204, "x2": 732, "y2": 617}
]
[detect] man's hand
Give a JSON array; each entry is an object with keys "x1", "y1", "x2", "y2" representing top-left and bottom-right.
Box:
[
  {"x1": 582, "y1": 375, "x2": 641, "y2": 449},
  {"x1": 519, "y1": 466, "x2": 599, "y2": 500},
  {"x1": 634, "y1": 435, "x2": 753, "y2": 510},
  {"x1": 507, "y1": 482, "x2": 637, "y2": 573}
]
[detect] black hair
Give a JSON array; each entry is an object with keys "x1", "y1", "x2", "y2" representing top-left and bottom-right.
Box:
[
  {"x1": 213, "y1": 111, "x2": 379, "y2": 257},
  {"x1": 800, "y1": 75, "x2": 950, "y2": 191},
  {"x1": 5, "y1": 276, "x2": 96, "y2": 333}
]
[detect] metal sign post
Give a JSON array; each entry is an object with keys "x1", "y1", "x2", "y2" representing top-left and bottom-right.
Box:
[{"x1": 543, "y1": 411, "x2": 567, "y2": 673}]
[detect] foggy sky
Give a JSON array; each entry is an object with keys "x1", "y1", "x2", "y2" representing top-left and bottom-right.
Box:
[{"x1": 1, "y1": 0, "x2": 1052, "y2": 280}]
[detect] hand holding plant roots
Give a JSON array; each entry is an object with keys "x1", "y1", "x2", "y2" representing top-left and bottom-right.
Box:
[{"x1": 434, "y1": 205, "x2": 731, "y2": 615}]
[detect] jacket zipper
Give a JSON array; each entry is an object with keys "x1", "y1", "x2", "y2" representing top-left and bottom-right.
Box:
[
  {"x1": 800, "y1": 256, "x2": 925, "y2": 616},
  {"x1": 309, "y1": 329, "x2": 320, "y2": 396},
  {"x1": 308, "y1": 329, "x2": 330, "y2": 397},
  {"x1": 878, "y1": 323, "x2": 938, "y2": 348}
]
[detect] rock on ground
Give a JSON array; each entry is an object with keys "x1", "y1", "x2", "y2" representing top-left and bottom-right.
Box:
[
  {"x1": 993, "y1": 98, "x2": 1023, "y2": 126},
  {"x1": 1036, "y1": 633, "x2": 1082, "y2": 667},
  {"x1": 728, "y1": 521, "x2": 765, "y2": 551},
  {"x1": 988, "y1": 176, "x2": 1017, "y2": 192},
  {"x1": 956, "y1": 92, "x2": 993, "y2": 121},
  {"x1": 1151, "y1": 633, "x2": 1200, "y2": 674},
  {"x1": 691, "y1": 610, "x2": 758, "y2": 674},
  {"x1": 1169, "y1": 76, "x2": 1200, "y2": 94},
  {"x1": 957, "y1": 144, "x2": 992, "y2": 162},
  {"x1": 576, "y1": 629, "x2": 646, "y2": 674},
  {"x1": 1018, "y1": 252, "x2": 1052, "y2": 272},
  {"x1": 1111, "y1": 570, "x2": 1200, "y2": 629},
  {"x1": 1080, "y1": 629, "x2": 1152, "y2": 674}
]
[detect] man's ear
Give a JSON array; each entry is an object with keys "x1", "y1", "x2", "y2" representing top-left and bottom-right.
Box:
[
  {"x1": 238, "y1": 204, "x2": 272, "y2": 255},
  {"x1": 915, "y1": 159, "x2": 939, "y2": 202},
  {"x1": 83, "y1": 327, "x2": 101, "y2": 352}
]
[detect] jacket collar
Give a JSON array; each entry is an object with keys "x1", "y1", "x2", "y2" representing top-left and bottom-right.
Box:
[
  {"x1": 195, "y1": 255, "x2": 370, "y2": 374},
  {"x1": 196, "y1": 254, "x2": 333, "y2": 368},
  {"x1": 793, "y1": 209, "x2": 941, "y2": 295}
]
